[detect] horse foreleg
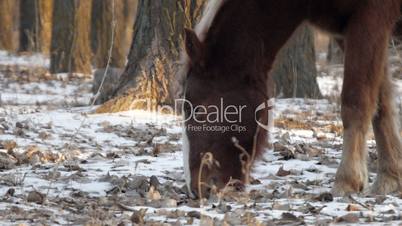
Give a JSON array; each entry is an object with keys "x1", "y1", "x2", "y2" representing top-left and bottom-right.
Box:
[
  {"x1": 371, "y1": 73, "x2": 402, "y2": 194},
  {"x1": 332, "y1": 7, "x2": 393, "y2": 196}
]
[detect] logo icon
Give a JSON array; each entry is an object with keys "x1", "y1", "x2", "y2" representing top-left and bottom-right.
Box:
[{"x1": 255, "y1": 98, "x2": 275, "y2": 131}]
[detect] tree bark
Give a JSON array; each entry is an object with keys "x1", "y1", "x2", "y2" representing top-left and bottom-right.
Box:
[
  {"x1": 97, "y1": 0, "x2": 206, "y2": 113},
  {"x1": 91, "y1": 0, "x2": 138, "y2": 69},
  {"x1": 19, "y1": 0, "x2": 53, "y2": 54},
  {"x1": 272, "y1": 24, "x2": 322, "y2": 99},
  {"x1": 0, "y1": 0, "x2": 20, "y2": 52},
  {"x1": 91, "y1": 0, "x2": 138, "y2": 105},
  {"x1": 50, "y1": 0, "x2": 92, "y2": 74}
]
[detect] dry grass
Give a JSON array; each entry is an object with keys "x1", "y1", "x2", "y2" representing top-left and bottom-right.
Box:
[
  {"x1": 197, "y1": 152, "x2": 218, "y2": 204},
  {"x1": 275, "y1": 117, "x2": 313, "y2": 130},
  {"x1": 232, "y1": 125, "x2": 260, "y2": 186}
]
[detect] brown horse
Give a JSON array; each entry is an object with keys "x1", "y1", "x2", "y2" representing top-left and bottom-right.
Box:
[{"x1": 180, "y1": 0, "x2": 402, "y2": 197}]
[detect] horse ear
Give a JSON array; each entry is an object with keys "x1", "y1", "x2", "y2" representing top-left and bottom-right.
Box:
[{"x1": 184, "y1": 28, "x2": 204, "y2": 64}]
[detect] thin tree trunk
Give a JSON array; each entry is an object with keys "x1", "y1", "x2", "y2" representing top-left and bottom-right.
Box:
[
  {"x1": 0, "y1": 0, "x2": 20, "y2": 52},
  {"x1": 19, "y1": 0, "x2": 53, "y2": 54},
  {"x1": 50, "y1": 0, "x2": 92, "y2": 74},
  {"x1": 122, "y1": 0, "x2": 139, "y2": 55},
  {"x1": 97, "y1": 0, "x2": 206, "y2": 113},
  {"x1": 272, "y1": 24, "x2": 322, "y2": 99},
  {"x1": 327, "y1": 37, "x2": 344, "y2": 65},
  {"x1": 91, "y1": 0, "x2": 138, "y2": 69},
  {"x1": 91, "y1": 0, "x2": 138, "y2": 104}
]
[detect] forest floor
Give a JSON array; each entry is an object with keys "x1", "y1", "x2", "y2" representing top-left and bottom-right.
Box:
[{"x1": 0, "y1": 50, "x2": 402, "y2": 226}]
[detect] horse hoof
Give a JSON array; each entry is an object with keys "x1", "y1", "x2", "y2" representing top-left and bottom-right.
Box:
[
  {"x1": 332, "y1": 163, "x2": 368, "y2": 197},
  {"x1": 371, "y1": 173, "x2": 401, "y2": 195}
]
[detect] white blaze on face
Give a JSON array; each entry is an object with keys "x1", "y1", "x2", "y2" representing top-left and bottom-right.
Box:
[
  {"x1": 195, "y1": 0, "x2": 227, "y2": 40},
  {"x1": 182, "y1": 125, "x2": 192, "y2": 195},
  {"x1": 267, "y1": 98, "x2": 275, "y2": 133}
]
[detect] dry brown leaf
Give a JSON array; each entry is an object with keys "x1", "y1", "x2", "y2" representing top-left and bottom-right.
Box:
[
  {"x1": 336, "y1": 213, "x2": 359, "y2": 223},
  {"x1": 346, "y1": 204, "x2": 361, "y2": 211},
  {"x1": 131, "y1": 208, "x2": 147, "y2": 224},
  {"x1": 147, "y1": 186, "x2": 161, "y2": 200},
  {"x1": 2, "y1": 140, "x2": 17, "y2": 151},
  {"x1": 276, "y1": 166, "x2": 291, "y2": 177},
  {"x1": 27, "y1": 191, "x2": 45, "y2": 204},
  {"x1": 315, "y1": 192, "x2": 334, "y2": 202}
]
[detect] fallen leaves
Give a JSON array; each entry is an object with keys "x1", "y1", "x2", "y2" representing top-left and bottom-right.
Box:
[
  {"x1": 336, "y1": 213, "x2": 360, "y2": 223},
  {"x1": 130, "y1": 208, "x2": 147, "y2": 224},
  {"x1": 147, "y1": 186, "x2": 161, "y2": 200},
  {"x1": 187, "y1": 211, "x2": 201, "y2": 219},
  {"x1": 0, "y1": 152, "x2": 17, "y2": 169},
  {"x1": 279, "y1": 212, "x2": 304, "y2": 224},
  {"x1": 27, "y1": 191, "x2": 46, "y2": 204},
  {"x1": 275, "y1": 117, "x2": 313, "y2": 130},
  {"x1": 276, "y1": 166, "x2": 291, "y2": 177},
  {"x1": 19, "y1": 146, "x2": 65, "y2": 165},
  {"x1": 274, "y1": 141, "x2": 324, "y2": 162},
  {"x1": 5, "y1": 188, "x2": 15, "y2": 197},
  {"x1": 1, "y1": 68, "x2": 402, "y2": 225},
  {"x1": 314, "y1": 192, "x2": 334, "y2": 202},
  {"x1": 346, "y1": 204, "x2": 361, "y2": 212},
  {"x1": 1, "y1": 140, "x2": 17, "y2": 151}
]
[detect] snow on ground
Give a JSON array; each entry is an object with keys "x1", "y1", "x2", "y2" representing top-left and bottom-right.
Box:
[
  {"x1": 0, "y1": 51, "x2": 49, "y2": 68},
  {"x1": 0, "y1": 53, "x2": 401, "y2": 225}
]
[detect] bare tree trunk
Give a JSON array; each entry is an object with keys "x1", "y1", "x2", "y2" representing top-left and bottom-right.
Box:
[
  {"x1": 327, "y1": 37, "x2": 344, "y2": 65},
  {"x1": 0, "y1": 0, "x2": 20, "y2": 52},
  {"x1": 97, "y1": 0, "x2": 205, "y2": 113},
  {"x1": 91, "y1": 0, "x2": 138, "y2": 69},
  {"x1": 50, "y1": 0, "x2": 92, "y2": 74},
  {"x1": 123, "y1": 0, "x2": 140, "y2": 44},
  {"x1": 91, "y1": 0, "x2": 138, "y2": 104},
  {"x1": 19, "y1": 0, "x2": 53, "y2": 54},
  {"x1": 272, "y1": 24, "x2": 322, "y2": 99}
]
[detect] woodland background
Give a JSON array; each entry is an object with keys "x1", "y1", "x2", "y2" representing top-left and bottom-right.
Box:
[{"x1": 0, "y1": 0, "x2": 350, "y2": 112}]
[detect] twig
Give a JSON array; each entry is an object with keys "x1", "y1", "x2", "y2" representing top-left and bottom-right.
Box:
[
  {"x1": 116, "y1": 203, "x2": 137, "y2": 212},
  {"x1": 347, "y1": 195, "x2": 372, "y2": 210},
  {"x1": 91, "y1": 0, "x2": 117, "y2": 106},
  {"x1": 232, "y1": 120, "x2": 261, "y2": 185},
  {"x1": 232, "y1": 138, "x2": 251, "y2": 184},
  {"x1": 198, "y1": 152, "x2": 215, "y2": 206}
]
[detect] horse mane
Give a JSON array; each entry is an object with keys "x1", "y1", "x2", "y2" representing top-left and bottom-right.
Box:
[
  {"x1": 176, "y1": 0, "x2": 227, "y2": 96},
  {"x1": 195, "y1": 0, "x2": 227, "y2": 41}
]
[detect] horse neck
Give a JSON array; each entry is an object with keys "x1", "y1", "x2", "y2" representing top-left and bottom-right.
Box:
[{"x1": 204, "y1": 0, "x2": 306, "y2": 80}]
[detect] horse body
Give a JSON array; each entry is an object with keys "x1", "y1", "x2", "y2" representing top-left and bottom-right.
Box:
[{"x1": 182, "y1": 0, "x2": 402, "y2": 197}]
